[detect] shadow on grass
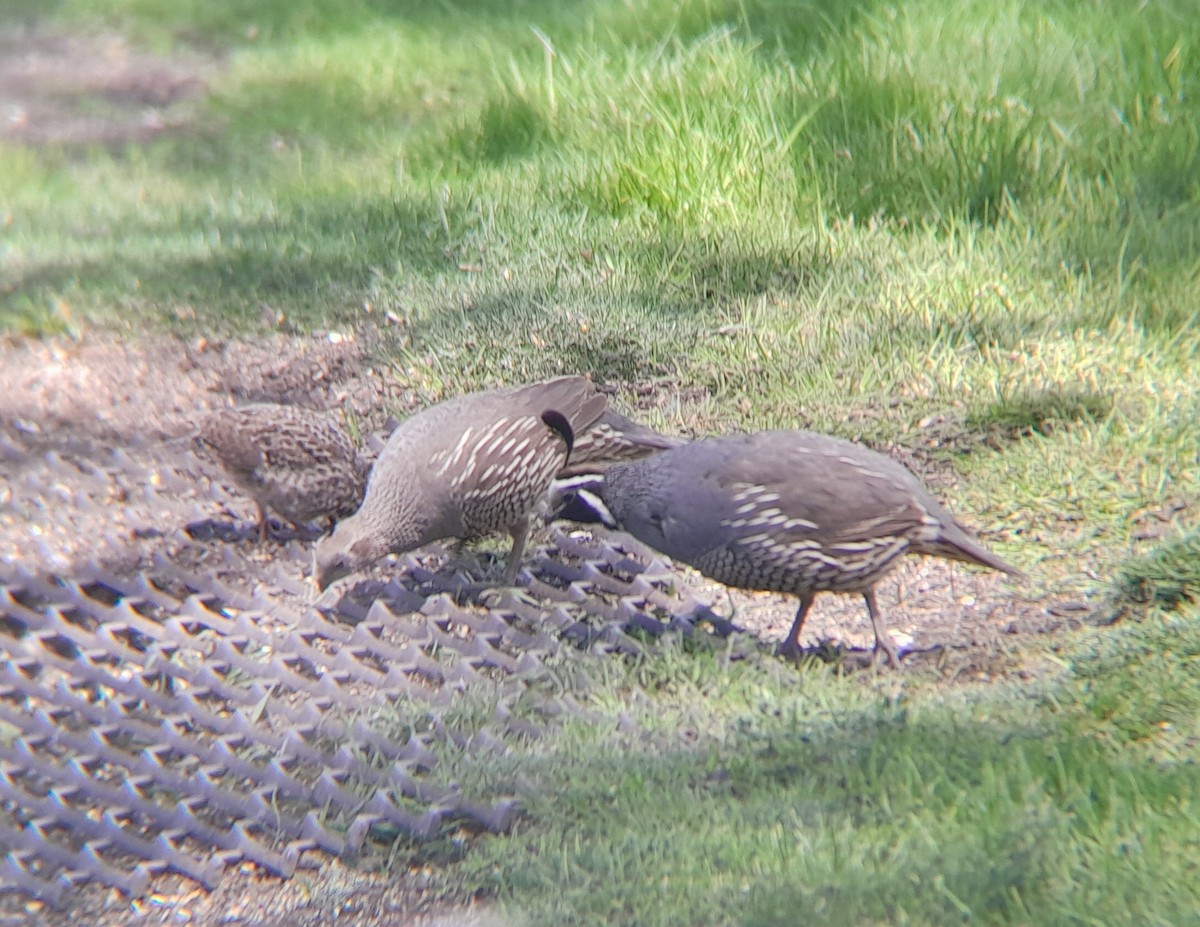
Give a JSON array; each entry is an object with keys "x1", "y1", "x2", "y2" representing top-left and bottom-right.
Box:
[
  {"x1": 1, "y1": 192, "x2": 471, "y2": 334},
  {"x1": 734, "y1": 719, "x2": 1200, "y2": 925},
  {"x1": 3, "y1": 176, "x2": 833, "y2": 346},
  {"x1": 460, "y1": 648, "x2": 1200, "y2": 926},
  {"x1": 1113, "y1": 526, "x2": 1200, "y2": 611},
  {"x1": 11, "y1": 0, "x2": 1196, "y2": 347},
  {"x1": 377, "y1": 226, "x2": 834, "y2": 387},
  {"x1": 385, "y1": 281, "x2": 708, "y2": 386},
  {"x1": 875, "y1": 387, "x2": 1116, "y2": 470},
  {"x1": 965, "y1": 387, "x2": 1115, "y2": 441}
]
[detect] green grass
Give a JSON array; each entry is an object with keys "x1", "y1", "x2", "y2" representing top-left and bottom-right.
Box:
[
  {"x1": 1115, "y1": 527, "x2": 1200, "y2": 611},
  {"x1": 4, "y1": 0, "x2": 1200, "y2": 923},
  {"x1": 363, "y1": 604, "x2": 1200, "y2": 926}
]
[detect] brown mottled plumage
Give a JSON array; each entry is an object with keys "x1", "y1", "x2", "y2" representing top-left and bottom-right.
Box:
[
  {"x1": 314, "y1": 376, "x2": 682, "y2": 591},
  {"x1": 548, "y1": 430, "x2": 1022, "y2": 668},
  {"x1": 199, "y1": 404, "x2": 370, "y2": 541}
]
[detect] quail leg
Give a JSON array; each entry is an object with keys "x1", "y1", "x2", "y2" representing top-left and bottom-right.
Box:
[
  {"x1": 777, "y1": 595, "x2": 815, "y2": 658},
  {"x1": 863, "y1": 588, "x2": 902, "y2": 669},
  {"x1": 255, "y1": 501, "x2": 269, "y2": 544},
  {"x1": 502, "y1": 517, "x2": 531, "y2": 585}
]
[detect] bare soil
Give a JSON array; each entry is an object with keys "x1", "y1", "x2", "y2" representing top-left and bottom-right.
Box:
[
  {"x1": 0, "y1": 329, "x2": 408, "y2": 573},
  {"x1": 0, "y1": 28, "x2": 214, "y2": 149}
]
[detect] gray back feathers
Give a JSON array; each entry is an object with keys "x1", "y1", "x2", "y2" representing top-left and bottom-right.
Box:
[{"x1": 560, "y1": 430, "x2": 1020, "y2": 595}]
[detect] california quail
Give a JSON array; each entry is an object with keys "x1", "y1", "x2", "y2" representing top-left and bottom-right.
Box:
[
  {"x1": 198, "y1": 403, "x2": 371, "y2": 542},
  {"x1": 548, "y1": 430, "x2": 1022, "y2": 668},
  {"x1": 314, "y1": 376, "x2": 682, "y2": 591}
]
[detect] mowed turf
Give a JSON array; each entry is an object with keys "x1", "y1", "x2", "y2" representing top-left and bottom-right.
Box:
[{"x1": 3, "y1": 1, "x2": 1199, "y2": 924}]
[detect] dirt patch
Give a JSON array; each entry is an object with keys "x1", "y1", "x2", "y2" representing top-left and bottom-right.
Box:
[
  {"x1": 0, "y1": 27, "x2": 215, "y2": 148},
  {"x1": 0, "y1": 329, "x2": 400, "y2": 450},
  {"x1": 19, "y1": 861, "x2": 509, "y2": 927},
  {"x1": 0, "y1": 330, "x2": 409, "y2": 575}
]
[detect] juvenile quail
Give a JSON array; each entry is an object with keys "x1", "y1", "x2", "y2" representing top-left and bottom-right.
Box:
[
  {"x1": 314, "y1": 376, "x2": 681, "y2": 591},
  {"x1": 198, "y1": 403, "x2": 371, "y2": 542},
  {"x1": 548, "y1": 430, "x2": 1022, "y2": 668}
]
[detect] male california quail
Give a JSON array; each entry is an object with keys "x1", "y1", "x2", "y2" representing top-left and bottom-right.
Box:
[
  {"x1": 314, "y1": 376, "x2": 682, "y2": 591},
  {"x1": 548, "y1": 430, "x2": 1022, "y2": 667},
  {"x1": 199, "y1": 403, "x2": 371, "y2": 542}
]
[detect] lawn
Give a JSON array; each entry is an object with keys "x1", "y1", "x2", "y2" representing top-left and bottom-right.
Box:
[{"x1": 2, "y1": 0, "x2": 1199, "y2": 924}]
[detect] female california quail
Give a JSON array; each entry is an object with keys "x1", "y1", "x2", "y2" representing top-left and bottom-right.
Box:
[
  {"x1": 199, "y1": 403, "x2": 371, "y2": 542},
  {"x1": 314, "y1": 376, "x2": 682, "y2": 591},
  {"x1": 548, "y1": 430, "x2": 1022, "y2": 668}
]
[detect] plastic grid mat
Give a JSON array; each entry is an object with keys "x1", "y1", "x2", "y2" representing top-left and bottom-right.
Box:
[{"x1": 0, "y1": 525, "x2": 732, "y2": 909}]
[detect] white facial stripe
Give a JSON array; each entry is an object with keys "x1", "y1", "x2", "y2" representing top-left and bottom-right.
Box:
[
  {"x1": 576, "y1": 488, "x2": 617, "y2": 528},
  {"x1": 550, "y1": 473, "x2": 606, "y2": 493}
]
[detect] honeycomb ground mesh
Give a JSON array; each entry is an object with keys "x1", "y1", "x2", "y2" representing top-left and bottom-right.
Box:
[{"x1": 0, "y1": 456, "x2": 734, "y2": 909}]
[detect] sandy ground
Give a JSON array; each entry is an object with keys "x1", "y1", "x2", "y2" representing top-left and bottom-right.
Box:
[{"x1": 0, "y1": 28, "x2": 213, "y2": 148}]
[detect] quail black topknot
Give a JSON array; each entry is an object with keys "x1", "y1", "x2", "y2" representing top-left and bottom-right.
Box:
[
  {"x1": 548, "y1": 429, "x2": 1022, "y2": 668},
  {"x1": 198, "y1": 403, "x2": 371, "y2": 542},
  {"x1": 314, "y1": 376, "x2": 681, "y2": 591}
]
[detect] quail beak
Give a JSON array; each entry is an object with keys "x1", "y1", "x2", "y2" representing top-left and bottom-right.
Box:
[{"x1": 313, "y1": 558, "x2": 349, "y2": 594}]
